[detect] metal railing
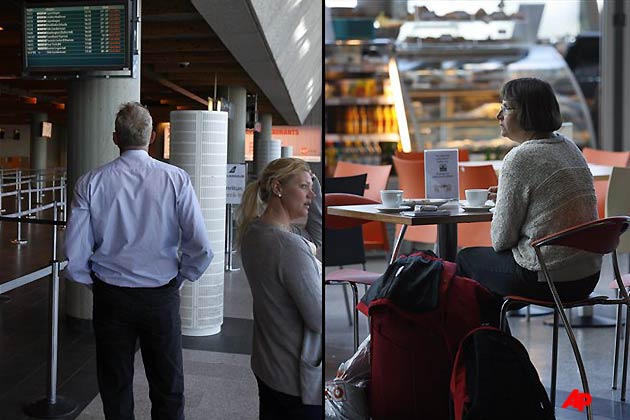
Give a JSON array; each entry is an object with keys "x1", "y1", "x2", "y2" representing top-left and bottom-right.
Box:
[
  {"x1": 0, "y1": 168, "x2": 67, "y2": 244},
  {"x1": 0, "y1": 204, "x2": 78, "y2": 418}
]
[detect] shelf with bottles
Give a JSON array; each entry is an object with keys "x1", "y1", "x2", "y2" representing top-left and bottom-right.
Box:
[
  {"x1": 324, "y1": 140, "x2": 399, "y2": 177},
  {"x1": 326, "y1": 105, "x2": 399, "y2": 136},
  {"x1": 326, "y1": 96, "x2": 394, "y2": 106},
  {"x1": 326, "y1": 133, "x2": 400, "y2": 143}
]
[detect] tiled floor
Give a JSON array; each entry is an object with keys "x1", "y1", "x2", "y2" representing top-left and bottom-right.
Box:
[
  {"x1": 0, "y1": 207, "x2": 258, "y2": 419},
  {"x1": 325, "y1": 242, "x2": 630, "y2": 420}
]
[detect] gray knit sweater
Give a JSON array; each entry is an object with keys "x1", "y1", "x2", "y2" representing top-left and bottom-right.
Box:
[
  {"x1": 240, "y1": 177, "x2": 322, "y2": 396},
  {"x1": 491, "y1": 133, "x2": 602, "y2": 282}
]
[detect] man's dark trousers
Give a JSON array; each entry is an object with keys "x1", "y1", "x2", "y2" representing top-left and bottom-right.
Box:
[{"x1": 92, "y1": 276, "x2": 184, "y2": 420}]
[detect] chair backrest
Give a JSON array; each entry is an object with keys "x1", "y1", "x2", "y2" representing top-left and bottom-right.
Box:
[
  {"x1": 458, "y1": 165, "x2": 498, "y2": 200},
  {"x1": 324, "y1": 176, "x2": 368, "y2": 267},
  {"x1": 531, "y1": 216, "x2": 630, "y2": 255},
  {"x1": 334, "y1": 161, "x2": 392, "y2": 202},
  {"x1": 392, "y1": 156, "x2": 425, "y2": 198},
  {"x1": 394, "y1": 150, "x2": 425, "y2": 161},
  {"x1": 605, "y1": 167, "x2": 630, "y2": 253},
  {"x1": 325, "y1": 174, "x2": 367, "y2": 196},
  {"x1": 583, "y1": 147, "x2": 630, "y2": 167},
  {"x1": 458, "y1": 149, "x2": 470, "y2": 162},
  {"x1": 325, "y1": 193, "x2": 379, "y2": 230}
]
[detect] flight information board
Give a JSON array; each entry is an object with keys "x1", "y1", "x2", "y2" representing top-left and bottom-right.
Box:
[{"x1": 24, "y1": 2, "x2": 131, "y2": 72}]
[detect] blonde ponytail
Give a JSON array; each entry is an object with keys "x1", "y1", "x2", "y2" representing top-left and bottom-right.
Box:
[{"x1": 236, "y1": 180, "x2": 263, "y2": 248}]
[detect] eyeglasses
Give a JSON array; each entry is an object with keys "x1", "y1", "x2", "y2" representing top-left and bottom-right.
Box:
[{"x1": 500, "y1": 103, "x2": 517, "y2": 114}]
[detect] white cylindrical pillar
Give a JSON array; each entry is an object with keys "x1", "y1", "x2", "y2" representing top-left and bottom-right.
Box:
[
  {"x1": 170, "y1": 110, "x2": 228, "y2": 336},
  {"x1": 281, "y1": 145, "x2": 293, "y2": 157},
  {"x1": 254, "y1": 137, "x2": 281, "y2": 175}
]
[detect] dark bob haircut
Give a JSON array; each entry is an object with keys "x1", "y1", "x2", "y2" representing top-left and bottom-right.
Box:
[{"x1": 500, "y1": 77, "x2": 562, "y2": 132}]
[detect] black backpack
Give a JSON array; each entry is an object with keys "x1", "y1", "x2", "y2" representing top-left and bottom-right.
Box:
[{"x1": 450, "y1": 326, "x2": 556, "y2": 420}]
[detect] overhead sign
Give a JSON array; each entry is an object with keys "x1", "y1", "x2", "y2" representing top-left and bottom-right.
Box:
[
  {"x1": 23, "y1": 1, "x2": 133, "y2": 73},
  {"x1": 226, "y1": 164, "x2": 246, "y2": 204}
]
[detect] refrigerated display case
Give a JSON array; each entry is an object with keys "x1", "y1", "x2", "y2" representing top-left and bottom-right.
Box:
[{"x1": 395, "y1": 41, "x2": 596, "y2": 158}]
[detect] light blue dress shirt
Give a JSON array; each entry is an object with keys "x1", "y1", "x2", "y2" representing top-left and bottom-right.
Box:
[{"x1": 64, "y1": 150, "x2": 213, "y2": 288}]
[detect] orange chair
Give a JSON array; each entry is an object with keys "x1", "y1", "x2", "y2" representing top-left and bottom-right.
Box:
[
  {"x1": 334, "y1": 161, "x2": 392, "y2": 251},
  {"x1": 325, "y1": 193, "x2": 382, "y2": 351},
  {"x1": 582, "y1": 147, "x2": 630, "y2": 218},
  {"x1": 394, "y1": 150, "x2": 425, "y2": 161},
  {"x1": 391, "y1": 156, "x2": 436, "y2": 245},
  {"x1": 457, "y1": 165, "x2": 498, "y2": 248},
  {"x1": 394, "y1": 149, "x2": 470, "y2": 162}
]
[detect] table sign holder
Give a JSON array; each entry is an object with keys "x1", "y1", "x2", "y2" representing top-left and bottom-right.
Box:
[
  {"x1": 425, "y1": 149, "x2": 459, "y2": 200},
  {"x1": 425, "y1": 149, "x2": 460, "y2": 261}
]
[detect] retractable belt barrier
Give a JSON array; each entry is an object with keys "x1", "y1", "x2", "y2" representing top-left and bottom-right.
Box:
[{"x1": 0, "y1": 204, "x2": 78, "y2": 418}]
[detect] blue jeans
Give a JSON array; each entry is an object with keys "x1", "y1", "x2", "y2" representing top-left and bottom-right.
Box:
[{"x1": 455, "y1": 247, "x2": 599, "y2": 302}]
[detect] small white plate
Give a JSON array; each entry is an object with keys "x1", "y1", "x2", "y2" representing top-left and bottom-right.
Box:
[
  {"x1": 402, "y1": 198, "x2": 450, "y2": 207},
  {"x1": 460, "y1": 202, "x2": 495, "y2": 212},
  {"x1": 375, "y1": 205, "x2": 411, "y2": 213}
]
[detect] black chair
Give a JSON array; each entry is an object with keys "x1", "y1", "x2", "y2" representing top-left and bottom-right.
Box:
[{"x1": 325, "y1": 174, "x2": 374, "y2": 349}]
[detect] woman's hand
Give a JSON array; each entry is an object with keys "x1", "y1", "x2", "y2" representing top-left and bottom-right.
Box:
[{"x1": 488, "y1": 186, "x2": 498, "y2": 202}]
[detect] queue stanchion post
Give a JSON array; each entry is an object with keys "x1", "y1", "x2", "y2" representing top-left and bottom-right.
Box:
[
  {"x1": 36, "y1": 171, "x2": 43, "y2": 205},
  {"x1": 22, "y1": 202, "x2": 78, "y2": 418},
  {"x1": 224, "y1": 203, "x2": 240, "y2": 272},
  {"x1": 0, "y1": 167, "x2": 4, "y2": 213},
  {"x1": 61, "y1": 176, "x2": 67, "y2": 224},
  {"x1": 11, "y1": 173, "x2": 27, "y2": 245},
  {"x1": 27, "y1": 174, "x2": 35, "y2": 218}
]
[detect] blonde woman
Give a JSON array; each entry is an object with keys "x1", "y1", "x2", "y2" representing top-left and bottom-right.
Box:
[{"x1": 238, "y1": 158, "x2": 322, "y2": 420}]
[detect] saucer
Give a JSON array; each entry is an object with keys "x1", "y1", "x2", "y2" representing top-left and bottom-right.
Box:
[
  {"x1": 460, "y1": 201, "x2": 495, "y2": 212},
  {"x1": 402, "y1": 198, "x2": 450, "y2": 207},
  {"x1": 375, "y1": 205, "x2": 411, "y2": 213}
]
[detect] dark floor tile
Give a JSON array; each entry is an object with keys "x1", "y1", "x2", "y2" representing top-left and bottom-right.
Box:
[{"x1": 182, "y1": 317, "x2": 252, "y2": 355}]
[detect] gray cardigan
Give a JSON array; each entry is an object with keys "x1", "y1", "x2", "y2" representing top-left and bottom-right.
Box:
[
  {"x1": 491, "y1": 134, "x2": 602, "y2": 281},
  {"x1": 240, "y1": 177, "x2": 322, "y2": 396}
]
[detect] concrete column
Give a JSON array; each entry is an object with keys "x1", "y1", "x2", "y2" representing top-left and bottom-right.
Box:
[
  {"x1": 30, "y1": 112, "x2": 48, "y2": 171},
  {"x1": 260, "y1": 113, "x2": 272, "y2": 142},
  {"x1": 217, "y1": 86, "x2": 247, "y2": 164},
  {"x1": 170, "y1": 110, "x2": 228, "y2": 336},
  {"x1": 253, "y1": 113, "x2": 280, "y2": 175},
  {"x1": 65, "y1": 78, "x2": 140, "y2": 321}
]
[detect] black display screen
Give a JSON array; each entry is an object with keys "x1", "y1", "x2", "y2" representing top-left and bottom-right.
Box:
[{"x1": 23, "y1": 1, "x2": 133, "y2": 73}]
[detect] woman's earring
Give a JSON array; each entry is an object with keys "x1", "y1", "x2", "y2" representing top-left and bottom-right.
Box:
[{"x1": 278, "y1": 193, "x2": 282, "y2": 198}]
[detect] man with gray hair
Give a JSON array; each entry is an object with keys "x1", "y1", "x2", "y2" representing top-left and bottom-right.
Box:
[{"x1": 65, "y1": 102, "x2": 213, "y2": 419}]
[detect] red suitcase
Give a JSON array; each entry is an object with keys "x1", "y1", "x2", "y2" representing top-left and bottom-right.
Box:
[{"x1": 363, "y1": 251, "x2": 499, "y2": 420}]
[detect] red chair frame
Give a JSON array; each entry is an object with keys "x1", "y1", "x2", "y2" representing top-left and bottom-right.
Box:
[{"x1": 500, "y1": 216, "x2": 630, "y2": 417}]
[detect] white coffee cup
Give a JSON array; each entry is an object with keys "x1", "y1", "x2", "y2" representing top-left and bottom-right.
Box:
[
  {"x1": 380, "y1": 190, "x2": 403, "y2": 208},
  {"x1": 465, "y1": 189, "x2": 489, "y2": 207}
]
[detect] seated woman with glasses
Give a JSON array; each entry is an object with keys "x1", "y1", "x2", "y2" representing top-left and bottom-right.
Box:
[{"x1": 456, "y1": 77, "x2": 601, "y2": 302}]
